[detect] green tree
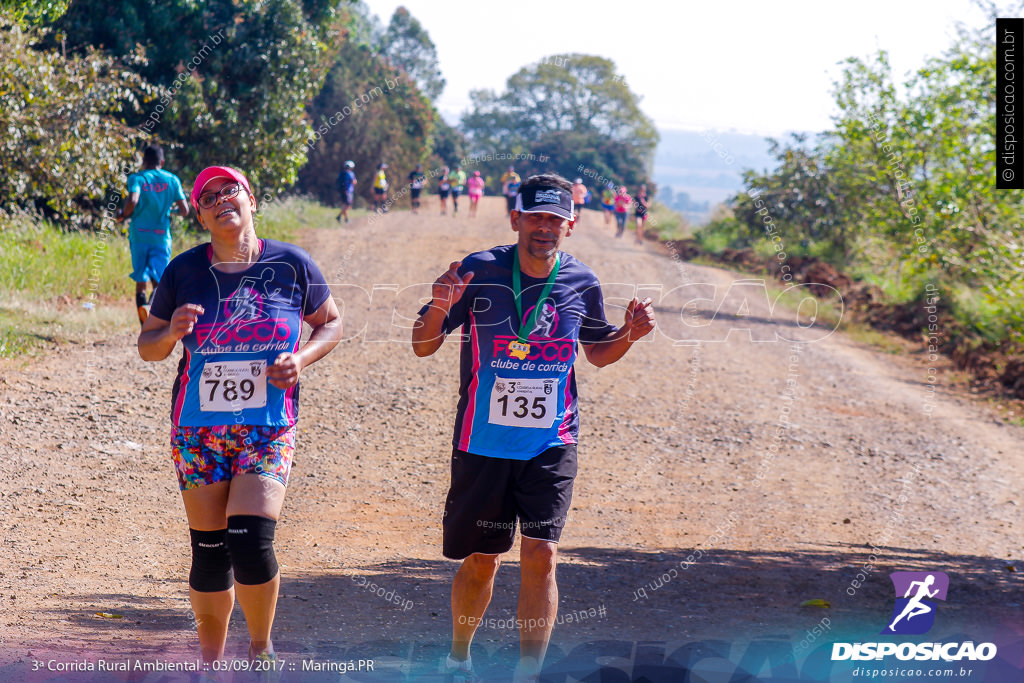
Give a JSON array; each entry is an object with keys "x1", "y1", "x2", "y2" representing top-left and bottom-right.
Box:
[
  {"x1": 724, "y1": 134, "x2": 849, "y2": 261},
  {"x1": 52, "y1": 0, "x2": 342, "y2": 195},
  {"x1": 428, "y1": 116, "x2": 468, "y2": 170},
  {"x1": 0, "y1": 0, "x2": 69, "y2": 27},
  {"x1": 296, "y1": 40, "x2": 435, "y2": 206},
  {"x1": 0, "y1": 13, "x2": 154, "y2": 226},
  {"x1": 704, "y1": 7, "x2": 1024, "y2": 347},
  {"x1": 379, "y1": 6, "x2": 445, "y2": 100},
  {"x1": 461, "y1": 54, "x2": 658, "y2": 185}
]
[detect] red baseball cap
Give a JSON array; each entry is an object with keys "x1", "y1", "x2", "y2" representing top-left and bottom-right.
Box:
[{"x1": 190, "y1": 166, "x2": 253, "y2": 210}]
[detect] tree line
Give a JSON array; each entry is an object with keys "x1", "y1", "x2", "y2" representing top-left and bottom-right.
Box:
[
  {"x1": 698, "y1": 12, "x2": 1023, "y2": 362},
  {"x1": 0, "y1": 0, "x2": 658, "y2": 227}
]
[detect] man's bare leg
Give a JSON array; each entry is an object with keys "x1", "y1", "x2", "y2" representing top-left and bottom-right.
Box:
[
  {"x1": 517, "y1": 538, "x2": 558, "y2": 680},
  {"x1": 450, "y1": 553, "x2": 502, "y2": 662}
]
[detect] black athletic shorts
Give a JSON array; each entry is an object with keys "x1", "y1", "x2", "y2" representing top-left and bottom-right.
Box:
[
  {"x1": 439, "y1": 189, "x2": 450, "y2": 199},
  {"x1": 411, "y1": 188, "x2": 422, "y2": 199},
  {"x1": 505, "y1": 195, "x2": 516, "y2": 212},
  {"x1": 442, "y1": 444, "x2": 578, "y2": 560}
]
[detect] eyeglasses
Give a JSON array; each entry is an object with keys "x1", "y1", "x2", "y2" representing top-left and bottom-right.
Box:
[{"x1": 197, "y1": 182, "x2": 243, "y2": 209}]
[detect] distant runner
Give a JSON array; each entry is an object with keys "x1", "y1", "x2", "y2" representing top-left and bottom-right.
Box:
[
  {"x1": 408, "y1": 164, "x2": 426, "y2": 214},
  {"x1": 115, "y1": 144, "x2": 189, "y2": 325},
  {"x1": 467, "y1": 171, "x2": 485, "y2": 218},
  {"x1": 373, "y1": 163, "x2": 389, "y2": 213},
  {"x1": 137, "y1": 166, "x2": 342, "y2": 668},
  {"x1": 570, "y1": 178, "x2": 588, "y2": 225},
  {"x1": 613, "y1": 186, "x2": 632, "y2": 239},
  {"x1": 634, "y1": 183, "x2": 650, "y2": 244},
  {"x1": 438, "y1": 166, "x2": 451, "y2": 215},
  {"x1": 451, "y1": 165, "x2": 467, "y2": 217},
  {"x1": 336, "y1": 160, "x2": 357, "y2": 223},
  {"x1": 600, "y1": 183, "x2": 615, "y2": 227},
  {"x1": 412, "y1": 173, "x2": 656, "y2": 683},
  {"x1": 501, "y1": 166, "x2": 522, "y2": 216}
]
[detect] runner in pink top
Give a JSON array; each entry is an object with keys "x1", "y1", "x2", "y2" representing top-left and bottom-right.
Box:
[
  {"x1": 570, "y1": 178, "x2": 588, "y2": 225},
  {"x1": 467, "y1": 171, "x2": 485, "y2": 217},
  {"x1": 613, "y1": 186, "x2": 632, "y2": 238}
]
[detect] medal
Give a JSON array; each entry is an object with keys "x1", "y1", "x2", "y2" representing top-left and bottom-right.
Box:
[{"x1": 507, "y1": 340, "x2": 531, "y2": 360}]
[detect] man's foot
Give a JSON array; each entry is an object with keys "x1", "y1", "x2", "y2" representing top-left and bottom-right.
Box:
[
  {"x1": 137, "y1": 304, "x2": 149, "y2": 325},
  {"x1": 441, "y1": 654, "x2": 476, "y2": 682},
  {"x1": 513, "y1": 658, "x2": 541, "y2": 683}
]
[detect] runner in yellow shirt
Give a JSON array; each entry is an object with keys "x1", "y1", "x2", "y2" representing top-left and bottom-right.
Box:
[{"x1": 373, "y1": 163, "x2": 389, "y2": 213}]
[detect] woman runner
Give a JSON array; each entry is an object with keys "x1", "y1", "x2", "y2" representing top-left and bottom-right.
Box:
[{"x1": 138, "y1": 166, "x2": 342, "y2": 666}]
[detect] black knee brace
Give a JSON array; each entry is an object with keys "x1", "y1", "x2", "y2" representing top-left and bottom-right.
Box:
[
  {"x1": 189, "y1": 529, "x2": 233, "y2": 592},
  {"x1": 226, "y1": 515, "x2": 279, "y2": 585}
]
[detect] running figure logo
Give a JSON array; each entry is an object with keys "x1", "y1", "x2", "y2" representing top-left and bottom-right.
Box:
[
  {"x1": 882, "y1": 571, "x2": 949, "y2": 635},
  {"x1": 221, "y1": 267, "x2": 289, "y2": 324},
  {"x1": 525, "y1": 301, "x2": 559, "y2": 339}
]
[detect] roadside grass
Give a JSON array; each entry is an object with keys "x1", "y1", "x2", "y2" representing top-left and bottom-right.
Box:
[{"x1": 257, "y1": 194, "x2": 359, "y2": 238}]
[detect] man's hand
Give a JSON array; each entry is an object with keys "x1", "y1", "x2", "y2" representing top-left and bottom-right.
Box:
[
  {"x1": 431, "y1": 261, "x2": 474, "y2": 313},
  {"x1": 267, "y1": 352, "x2": 302, "y2": 389},
  {"x1": 413, "y1": 261, "x2": 473, "y2": 357},
  {"x1": 169, "y1": 304, "x2": 205, "y2": 340},
  {"x1": 622, "y1": 297, "x2": 656, "y2": 341}
]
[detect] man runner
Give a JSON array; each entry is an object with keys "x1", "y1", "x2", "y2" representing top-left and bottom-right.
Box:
[
  {"x1": 451, "y1": 165, "x2": 467, "y2": 217},
  {"x1": 336, "y1": 160, "x2": 357, "y2": 223},
  {"x1": 409, "y1": 164, "x2": 426, "y2": 214},
  {"x1": 116, "y1": 144, "x2": 188, "y2": 324},
  {"x1": 501, "y1": 166, "x2": 522, "y2": 216},
  {"x1": 412, "y1": 173, "x2": 656, "y2": 682}
]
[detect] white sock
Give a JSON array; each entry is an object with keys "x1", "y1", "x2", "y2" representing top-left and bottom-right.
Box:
[{"x1": 446, "y1": 654, "x2": 472, "y2": 671}]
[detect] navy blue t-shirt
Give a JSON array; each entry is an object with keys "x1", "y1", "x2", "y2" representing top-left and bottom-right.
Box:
[
  {"x1": 419, "y1": 245, "x2": 617, "y2": 460},
  {"x1": 150, "y1": 239, "x2": 331, "y2": 427}
]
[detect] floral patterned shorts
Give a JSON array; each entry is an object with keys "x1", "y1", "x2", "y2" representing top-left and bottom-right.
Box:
[{"x1": 170, "y1": 424, "x2": 295, "y2": 491}]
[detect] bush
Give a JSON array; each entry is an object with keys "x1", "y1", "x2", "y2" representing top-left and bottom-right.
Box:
[{"x1": 0, "y1": 12, "x2": 154, "y2": 227}]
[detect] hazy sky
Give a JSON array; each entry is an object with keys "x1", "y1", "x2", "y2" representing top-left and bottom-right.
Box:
[{"x1": 361, "y1": 0, "x2": 991, "y2": 135}]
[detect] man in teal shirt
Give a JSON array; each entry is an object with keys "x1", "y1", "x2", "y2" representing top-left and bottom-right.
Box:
[{"x1": 116, "y1": 145, "x2": 188, "y2": 323}]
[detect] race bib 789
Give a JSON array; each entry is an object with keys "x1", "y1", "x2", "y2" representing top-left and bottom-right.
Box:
[{"x1": 199, "y1": 360, "x2": 267, "y2": 412}]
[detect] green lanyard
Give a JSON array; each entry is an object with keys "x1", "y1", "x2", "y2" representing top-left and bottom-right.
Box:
[{"x1": 512, "y1": 248, "x2": 560, "y2": 345}]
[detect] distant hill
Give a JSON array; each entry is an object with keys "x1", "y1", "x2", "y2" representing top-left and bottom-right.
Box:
[{"x1": 653, "y1": 128, "x2": 809, "y2": 224}]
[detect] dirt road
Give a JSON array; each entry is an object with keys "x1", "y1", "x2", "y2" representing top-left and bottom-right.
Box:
[{"x1": 2, "y1": 197, "x2": 1022, "y2": 681}]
